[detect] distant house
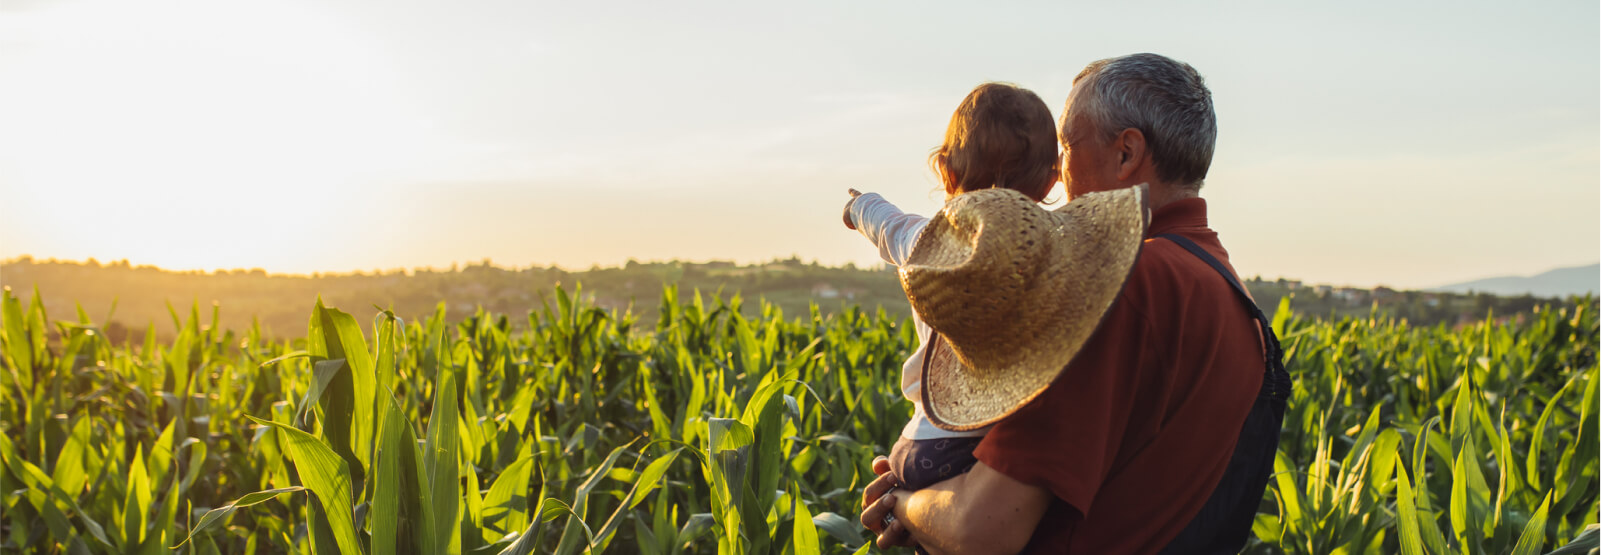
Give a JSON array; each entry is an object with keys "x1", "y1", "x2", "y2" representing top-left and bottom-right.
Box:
[
  {"x1": 1315, "y1": 285, "x2": 1334, "y2": 295},
  {"x1": 1333, "y1": 287, "x2": 1364, "y2": 305},
  {"x1": 1286, "y1": 280, "x2": 1303, "y2": 290},
  {"x1": 1372, "y1": 287, "x2": 1398, "y2": 303},
  {"x1": 812, "y1": 283, "x2": 840, "y2": 299}
]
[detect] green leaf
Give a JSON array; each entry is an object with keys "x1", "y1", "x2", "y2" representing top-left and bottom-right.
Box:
[
  {"x1": 1449, "y1": 436, "x2": 1490, "y2": 555},
  {"x1": 554, "y1": 442, "x2": 633, "y2": 555},
  {"x1": 790, "y1": 485, "x2": 820, "y2": 555},
  {"x1": 1525, "y1": 374, "x2": 1573, "y2": 487},
  {"x1": 708, "y1": 418, "x2": 753, "y2": 453},
  {"x1": 248, "y1": 416, "x2": 363, "y2": 555},
  {"x1": 148, "y1": 420, "x2": 177, "y2": 492},
  {"x1": 1272, "y1": 451, "x2": 1308, "y2": 535},
  {"x1": 736, "y1": 466, "x2": 771, "y2": 555},
  {"x1": 1553, "y1": 366, "x2": 1598, "y2": 517},
  {"x1": 2, "y1": 287, "x2": 36, "y2": 391},
  {"x1": 1546, "y1": 524, "x2": 1600, "y2": 555},
  {"x1": 309, "y1": 299, "x2": 377, "y2": 483},
  {"x1": 172, "y1": 487, "x2": 306, "y2": 549},
  {"x1": 495, "y1": 475, "x2": 557, "y2": 555},
  {"x1": 1394, "y1": 461, "x2": 1426, "y2": 555},
  {"x1": 628, "y1": 448, "x2": 682, "y2": 511},
  {"x1": 259, "y1": 350, "x2": 309, "y2": 368},
  {"x1": 705, "y1": 417, "x2": 753, "y2": 548},
  {"x1": 463, "y1": 459, "x2": 487, "y2": 552},
  {"x1": 142, "y1": 471, "x2": 181, "y2": 555},
  {"x1": 124, "y1": 445, "x2": 152, "y2": 547},
  {"x1": 634, "y1": 513, "x2": 661, "y2": 555},
  {"x1": 373, "y1": 393, "x2": 436, "y2": 555},
  {"x1": 743, "y1": 380, "x2": 789, "y2": 515},
  {"x1": 482, "y1": 450, "x2": 537, "y2": 535},
  {"x1": 811, "y1": 512, "x2": 862, "y2": 548},
  {"x1": 51, "y1": 416, "x2": 93, "y2": 498},
  {"x1": 425, "y1": 371, "x2": 463, "y2": 555},
  {"x1": 1448, "y1": 377, "x2": 1474, "y2": 454},
  {"x1": 815, "y1": 434, "x2": 861, "y2": 449},
  {"x1": 1369, "y1": 428, "x2": 1403, "y2": 496},
  {"x1": 1410, "y1": 418, "x2": 1452, "y2": 555},
  {"x1": 0, "y1": 432, "x2": 112, "y2": 548},
  {"x1": 677, "y1": 513, "x2": 717, "y2": 548},
  {"x1": 296, "y1": 358, "x2": 348, "y2": 426},
  {"x1": 592, "y1": 447, "x2": 685, "y2": 552},
  {"x1": 178, "y1": 437, "x2": 208, "y2": 496},
  {"x1": 1508, "y1": 491, "x2": 1552, "y2": 555}
]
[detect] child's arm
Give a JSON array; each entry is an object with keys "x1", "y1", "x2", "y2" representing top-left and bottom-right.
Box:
[{"x1": 844, "y1": 191, "x2": 928, "y2": 267}]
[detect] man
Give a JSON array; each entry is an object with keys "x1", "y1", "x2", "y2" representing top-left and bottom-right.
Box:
[{"x1": 859, "y1": 53, "x2": 1290, "y2": 554}]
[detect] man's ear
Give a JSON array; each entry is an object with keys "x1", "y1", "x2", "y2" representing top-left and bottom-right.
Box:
[{"x1": 1114, "y1": 128, "x2": 1147, "y2": 182}]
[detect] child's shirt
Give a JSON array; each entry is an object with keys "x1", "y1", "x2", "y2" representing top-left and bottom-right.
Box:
[{"x1": 849, "y1": 193, "x2": 988, "y2": 440}]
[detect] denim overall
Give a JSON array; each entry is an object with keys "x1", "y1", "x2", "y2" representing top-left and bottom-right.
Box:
[{"x1": 1156, "y1": 234, "x2": 1294, "y2": 554}]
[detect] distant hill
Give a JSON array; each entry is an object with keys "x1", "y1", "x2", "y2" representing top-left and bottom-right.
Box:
[{"x1": 1429, "y1": 264, "x2": 1599, "y2": 298}]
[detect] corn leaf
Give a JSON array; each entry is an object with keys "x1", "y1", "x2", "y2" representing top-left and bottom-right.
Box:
[
  {"x1": 248, "y1": 416, "x2": 363, "y2": 555},
  {"x1": 1509, "y1": 491, "x2": 1553, "y2": 555},
  {"x1": 425, "y1": 370, "x2": 462, "y2": 555},
  {"x1": 172, "y1": 487, "x2": 306, "y2": 549}
]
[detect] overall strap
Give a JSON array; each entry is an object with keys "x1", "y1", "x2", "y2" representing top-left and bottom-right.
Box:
[{"x1": 1155, "y1": 234, "x2": 1290, "y2": 398}]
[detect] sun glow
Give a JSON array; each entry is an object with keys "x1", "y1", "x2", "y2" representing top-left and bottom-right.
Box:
[{"x1": 0, "y1": 1, "x2": 444, "y2": 272}]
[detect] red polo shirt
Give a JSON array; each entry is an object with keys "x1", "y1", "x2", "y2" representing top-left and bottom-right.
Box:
[{"x1": 972, "y1": 197, "x2": 1265, "y2": 554}]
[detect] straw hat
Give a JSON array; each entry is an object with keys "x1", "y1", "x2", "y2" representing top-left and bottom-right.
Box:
[{"x1": 901, "y1": 185, "x2": 1150, "y2": 431}]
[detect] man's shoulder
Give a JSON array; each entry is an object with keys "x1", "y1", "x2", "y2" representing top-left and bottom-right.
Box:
[
  {"x1": 1085, "y1": 241, "x2": 1183, "y2": 343},
  {"x1": 1121, "y1": 237, "x2": 1200, "y2": 300},
  {"x1": 1113, "y1": 233, "x2": 1240, "y2": 326}
]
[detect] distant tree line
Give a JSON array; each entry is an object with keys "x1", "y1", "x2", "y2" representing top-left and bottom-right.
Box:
[
  {"x1": 0, "y1": 256, "x2": 907, "y2": 344},
  {"x1": 0, "y1": 256, "x2": 1584, "y2": 344}
]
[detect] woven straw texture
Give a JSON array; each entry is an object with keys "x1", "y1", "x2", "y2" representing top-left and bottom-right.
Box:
[{"x1": 901, "y1": 186, "x2": 1149, "y2": 431}]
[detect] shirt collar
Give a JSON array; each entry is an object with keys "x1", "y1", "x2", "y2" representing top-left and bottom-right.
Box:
[{"x1": 1148, "y1": 197, "x2": 1208, "y2": 237}]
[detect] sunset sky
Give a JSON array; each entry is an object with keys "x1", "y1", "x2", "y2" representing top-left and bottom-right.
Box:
[{"x1": 1, "y1": 1, "x2": 1596, "y2": 290}]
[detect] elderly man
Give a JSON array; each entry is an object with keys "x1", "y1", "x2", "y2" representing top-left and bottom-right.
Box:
[{"x1": 860, "y1": 53, "x2": 1290, "y2": 554}]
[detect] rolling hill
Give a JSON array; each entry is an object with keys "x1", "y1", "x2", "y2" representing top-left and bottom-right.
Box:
[{"x1": 1430, "y1": 263, "x2": 1599, "y2": 298}]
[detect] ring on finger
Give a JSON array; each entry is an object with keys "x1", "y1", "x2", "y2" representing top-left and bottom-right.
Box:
[{"x1": 880, "y1": 485, "x2": 898, "y2": 529}]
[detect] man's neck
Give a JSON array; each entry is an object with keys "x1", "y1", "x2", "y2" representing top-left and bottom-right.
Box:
[{"x1": 1145, "y1": 182, "x2": 1199, "y2": 211}]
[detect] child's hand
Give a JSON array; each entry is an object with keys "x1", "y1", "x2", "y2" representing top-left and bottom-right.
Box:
[{"x1": 843, "y1": 188, "x2": 863, "y2": 230}]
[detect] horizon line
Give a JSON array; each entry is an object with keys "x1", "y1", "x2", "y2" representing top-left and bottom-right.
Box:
[{"x1": 6, "y1": 254, "x2": 1595, "y2": 293}]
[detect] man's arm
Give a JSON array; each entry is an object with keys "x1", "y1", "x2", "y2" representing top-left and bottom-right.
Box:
[{"x1": 862, "y1": 458, "x2": 1051, "y2": 555}]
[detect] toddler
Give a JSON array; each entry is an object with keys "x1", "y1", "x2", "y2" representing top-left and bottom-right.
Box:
[{"x1": 842, "y1": 82, "x2": 1059, "y2": 490}]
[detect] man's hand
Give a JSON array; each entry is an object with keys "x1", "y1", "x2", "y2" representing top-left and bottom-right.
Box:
[
  {"x1": 843, "y1": 188, "x2": 863, "y2": 230},
  {"x1": 861, "y1": 458, "x2": 1052, "y2": 555},
  {"x1": 860, "y1": 456, "x2": 917, "y2": 550}
]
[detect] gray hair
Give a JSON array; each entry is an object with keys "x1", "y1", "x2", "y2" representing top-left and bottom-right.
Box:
[{"x1": 1067, "y1": 53, "x2": 1217, "y2": 189}]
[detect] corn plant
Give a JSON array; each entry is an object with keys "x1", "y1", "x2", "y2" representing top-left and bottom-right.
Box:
[{"x1": 0, "y1": 286, "x2": 1594, "y2": 554}]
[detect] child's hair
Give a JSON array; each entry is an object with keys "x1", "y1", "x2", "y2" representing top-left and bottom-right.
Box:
[{"x1": 931, "y1": 83, "x2": 1058, "y2": 202}]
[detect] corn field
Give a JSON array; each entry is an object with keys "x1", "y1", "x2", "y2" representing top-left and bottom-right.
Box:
[{"x1": 0, "y1": 284, "x2": 1595, "y2": 554}]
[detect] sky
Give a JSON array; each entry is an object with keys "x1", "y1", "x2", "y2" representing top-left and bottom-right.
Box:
[{"x1": 0, "y1": 0, "x2": 1596, "y2": 290}]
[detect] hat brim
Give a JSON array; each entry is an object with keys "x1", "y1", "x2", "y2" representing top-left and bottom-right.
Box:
[{"x1": 912, "y1": 185, "x2": 1150, "y2": 431}]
